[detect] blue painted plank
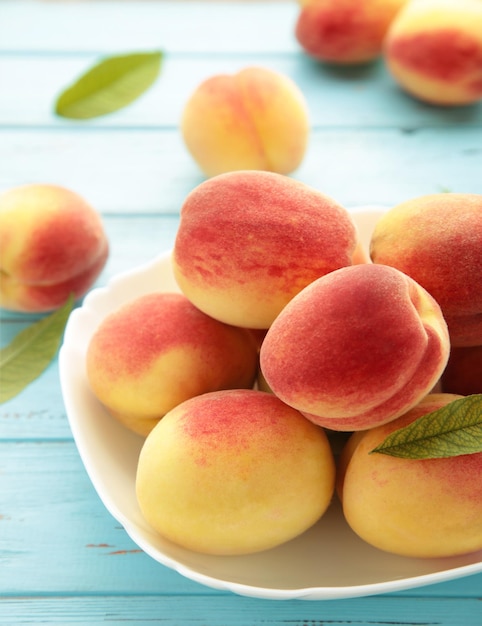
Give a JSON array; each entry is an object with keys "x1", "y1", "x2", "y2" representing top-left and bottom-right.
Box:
[
  {"x1": 0, "y1": 441, "x2": 213, "y2": 595},
  {"x1": 0, "y1": 594, "x2": 481, "y2": 626},
  {"x1": 1, "y1": 1, "x2": 481, "y2": 621},
  {"x1": 0, "y1": 1, "x2": 299, "y2": 54},
  {"x1": 1, "y1": 54, "x2": 481, "y2": 128},
  {"x1": 0, "y1": 363, "x2": 73, "y2": 440},
  {"x1": 0, "y1": 128, "x2": 480, "y2": 212},
  {"x1": 1, "y1": 439, "x2": 481, "y2": 599}
]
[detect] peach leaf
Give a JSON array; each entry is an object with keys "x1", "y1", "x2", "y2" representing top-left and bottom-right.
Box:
[
  {"x1": 55, "y1": 51, "x2": 163, "y2": 120},
  {"x1": 370, "y1": 395, "x2": 482, "y2": 459},
  {"x1": 0, "y1": 295, "x2": 74, "y2": 404}
]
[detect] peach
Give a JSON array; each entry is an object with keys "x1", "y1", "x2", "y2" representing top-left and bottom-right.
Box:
[
  {"x1": 181, "y1": 66, "x2": 309, "y2": 177},
  {"x1": 441, "y1": 345, "x2": 482, "y2": 395},
  {"x1": 339, "y1": 393, "x2": 482, "y2": 558},
  {"x1": 259, "y1": 263, "x2": 450, "y2": 431},
  {"x1": 0, "y1": 184, "x2": 108, "y2": 312},
  {"x1": 369, "y1": 193, "x2": 482, "y2": 347},
  {"x1": 172, "y1": 170, "x2": 360, "y2": 329},
  {"x1": 86, "y1": 292, "x2": 259, "y2": 437},
  {"x1": 384, "y1": 0, "x2": 482, "y2": 106},
  {"x1": 136, "y1": 389, "x2": 336, "y2": 555},
  {"x1": 295, "y1": 0, "x2": 408, "y2": 64}
]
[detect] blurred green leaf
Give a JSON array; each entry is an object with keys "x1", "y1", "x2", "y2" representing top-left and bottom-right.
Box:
[
  {"x1": 0, "y1": 295, "x2": 75, "y2": 404},
  {"x1": 55, "y1": 51, "x2": 163, "y2": 119}
]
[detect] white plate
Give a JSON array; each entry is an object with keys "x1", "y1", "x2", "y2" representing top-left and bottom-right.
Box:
[{"x1": 59, "y1": 206, "x2": 482, "y2": 600}]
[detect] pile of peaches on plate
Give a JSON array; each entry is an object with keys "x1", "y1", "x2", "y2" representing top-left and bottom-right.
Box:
[{"x1": 62, "y1": 171, "x2": 482, "y2": 564}]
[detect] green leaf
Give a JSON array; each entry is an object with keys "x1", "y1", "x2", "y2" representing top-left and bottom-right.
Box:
[
  {"x1": 370, "y1": 395, "x2": 482, "y2": 459},
  {"x1": 0, "y1": 295, "x2": 75, "y2": 404},
  {"x1": 55, "y1": 51, "x2": 163, "y2": 120}
]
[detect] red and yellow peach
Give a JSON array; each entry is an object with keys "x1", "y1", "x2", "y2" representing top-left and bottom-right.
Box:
[
  {"x1": 86, "y1": 292, "x2": 259, "y2": 436},
  {"x1": 136, "y1": 389, "x2": 336, "y2": 555},
  {"x1": 0, "y1": 184, "x2": 108, "y2": 312},
  {"x1": 384, "y1": 0, "x2": 482, "y2": 106},
  {"x1": 339, "y1": 393, "x2": 482, "y2": 558},
  {"x1": 172, "y1": 170, "x2": 361, "y2": 329},
  {"x1": 181, "y1": 66, "x2": 309, "y2": 177},
  {"x1": 369, "y1": 193, "x2": 482, "y2": 347},
  {"x1": 259, "y1": 263, "x2": 450, "y2": 431},
  {"x1": 295, "y1": 0, "x2": 408, "y2": 64}
]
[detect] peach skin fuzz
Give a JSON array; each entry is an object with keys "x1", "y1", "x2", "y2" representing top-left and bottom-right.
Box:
[
  {"x1": 86, "y1": 292, "x2": 259, "y2": 436},
  {"x1": 136, "y1": 389, "x2": 336, "y2": 555},
  {"x1": 370, "y1": 193, "x2": 482, "y2": 347},
  {"x1": 260, "y1": 263, "x2": 450, "y2": 431},
  {"x1": 172, "y1": 170, "x2": 361, "y2": 329},
  {"x1": 339, "y1": 393, "x2": 482, "y2": 558}
]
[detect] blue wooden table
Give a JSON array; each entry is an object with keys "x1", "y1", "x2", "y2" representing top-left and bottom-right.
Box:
[{"x1": 1, "y1": 1, "x2": 481, "y2": 624}]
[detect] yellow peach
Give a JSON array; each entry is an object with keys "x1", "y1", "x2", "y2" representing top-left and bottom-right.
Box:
[
  {"x1": 384, "y1": 0, "x2": 482, "y2": 106},
  {"x1": 86, "y1": 292, "x2": 259, "y2": 436},
  {"x1": 0, "y1": 184, "x2": 108, "y2": 312},
  {"x1": 181, "y1": 66, "x2": 309, "y2": 177},
  {"x1": 340, "y1": 393, "x2": 482, "y2": 558},
  {"x1": 370, "y1": 193, "x2": 482, "y2": 346},
  {"x1": 136, "y1": 389, "x2": 336, "y2": 555},
  {"x1": 172, "y1": 170, "x2": 360, "y2": 329},
  {"x1": 260, "y1": 263, "x2": 450, "y2": 431}
]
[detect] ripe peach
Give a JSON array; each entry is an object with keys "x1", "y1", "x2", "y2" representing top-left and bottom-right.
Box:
[
  {"x1": 86, "y1": 292, "x2": 259, "y2": 437},
  {"x1": 136, "y1": 389, "x2": 336, "y2": 555},
  {"x1": 295, "y1": 0, "x2": 408, "y2": 64},
  {"x1": 441, "y1": 345, "x2": 482, "y2": 395},
  {"x1": 181, "y1": 66, "x2": 309, "y2": 177},
  {"x1": 0, "y1": 184, "x2": 108, "y2": 312},
  {"x1": 369, "y1": 193, "x2": 482, "y2": 347},
  {"x1": 259, "y1": 263, "x2": 450, "y2": 431},
  {"x1": 384, "y1": 0, "x2": 482, "y2": 106},
  {"x1": 172, "y1": 170, "x2": 360, "y2": 329},
  {"x1": 340, "y1": 393, "x2": 482, "y2": 558}
]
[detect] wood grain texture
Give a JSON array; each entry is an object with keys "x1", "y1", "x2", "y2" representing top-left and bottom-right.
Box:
[
  {"x1": 0, "y1": 1, "x2": 300, "y2": 54},
  {"x1": 1, "y1": 1, "x2": 481, "y2": 213},
  {"x1": 0, "y1": 1, "x2": 481, "y2": 624},
  {"x1": 1, "y1": 128, "x2": 480, "y2": 212},
  {"x1": 1, "y1": 594, "x2": 481, "y2": 625},
  {"x1": 2, "y1": 54, "x2": 482, "y2": 128}
]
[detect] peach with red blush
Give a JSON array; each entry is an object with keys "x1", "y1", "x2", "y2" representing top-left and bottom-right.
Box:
[
  {"x1": 339, "y1": 393, "x2": 482, "y2": 557},
  {"x1": 295, "y1": 0, "x2": 408, "y2": 64},
  {"x1": 384, "y1": 0, "x2": 482, "y2": 105},
  {"x1": 181, "y1": 66, "x2": 309, "y2": 177},
  {"x1": 86, "y1": 292, "x2": 259, "y2": 436},
  {"x1": 172, "y1": 170, "x2": 361, "y2": 329},
  {"x1": 259, "y1": 263, "x2": 450, "y2": 431},
  {"x1": 0, "y1": 184, "x2": 108, "y2": 312},
  {"x1": 136, "y1": 389, "x2": 336, "y2": 554},
  {"x1": 370, "y1": 193, "x2": 482, "y2": 347}
]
